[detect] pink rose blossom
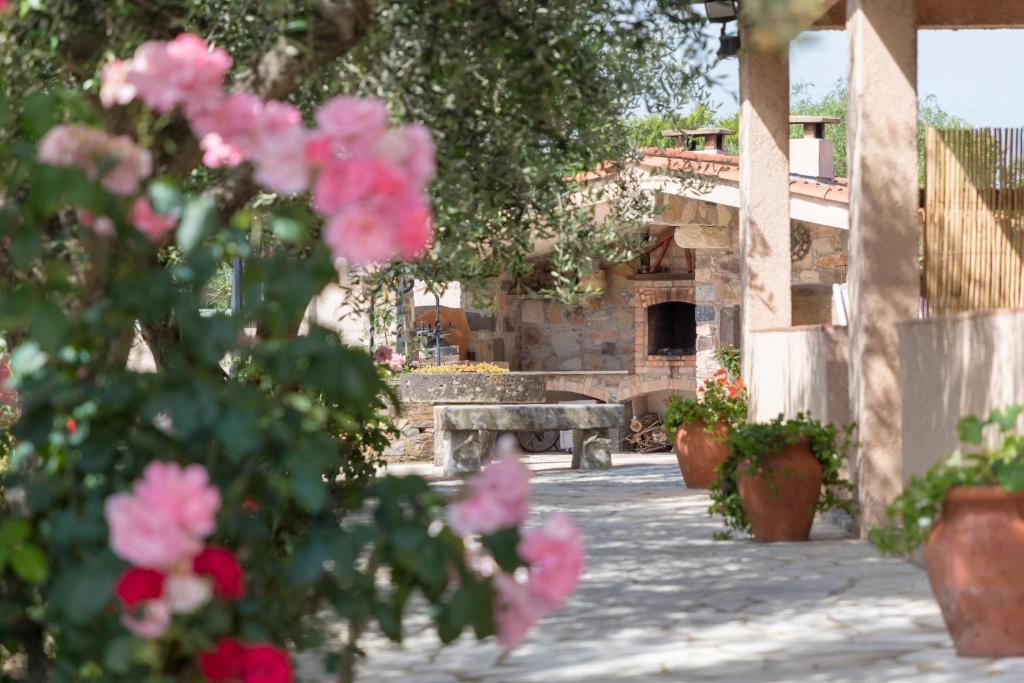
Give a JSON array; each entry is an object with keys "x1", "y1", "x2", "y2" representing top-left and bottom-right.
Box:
[
  {"x1": 448, "y1": 439, "x2": 530, "y2": 536},
  {"x1": 105, "y1": 492, "x2": 201, "y2": 569},
  {"x1": 100, "y1": 59, "x2": 137, "y2": 108},
  {"x1": 387, "y1": 354, "x2": 406, "y2": 372},
  {"x1": 200, "y1": 132, "x2": 246, "y2": 168},
  {"x1": 246, "y1": 102, "x2": 311, "y2": 194},
  {"x1": 392, "y1": 196, "x2": 432, "y2": 260},
  {"x1": 313, "y1": 158, "x2": 410, "y2": 216},
  {"x1": 134, "y1": 461, "x2": 221, "y2": 539},
  {"x1": 129, "y1": 197, "x2": 178, "y2": 242},
  {"x1": 519, "y1": 513, "x2": 584, "y2": 610},
  {"x1": 38, "y1": 124, "x2": 152, "y2": 196},
  {"x1": 493, "y1": 573, "x2": 540, "y2": 650},
  {"x1": 0, "y1": 1, "x2": 10, "y2": 13},
  {"x1": 126, "y1": 34, "x2": 230, "y2": 114},
  {"x1": 370, "y1": 124, "x2": 436, "y2": 189},
  {"x1": 323, "y1": 204, "x2": 399, "y2": 265},
  {"x1": 121, "y1": 599, "x2": 172, "y2": 639},
  {"x1": 314, "y1": 96, "x2": 389, "y2": 153},
  {"x1": 373, "y1": 346, "x2": 394, "y2": 364}
]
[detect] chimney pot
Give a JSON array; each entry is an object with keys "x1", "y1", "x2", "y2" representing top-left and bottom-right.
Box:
[
  {"x1": 662, "y1": 127, "x2": 734, "y2": 154},
  {"x1": 788, "y1": 116, "x2": 839, "y2": 179}
]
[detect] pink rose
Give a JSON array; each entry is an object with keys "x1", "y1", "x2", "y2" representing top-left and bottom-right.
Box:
[
  {"x1": 104, "y1": 492, "x2": 201, "y2": 569},
  {"x1": 100, "y1": 59, "x2": 137, "y2": 108},
  {"x1": 199, "y1": 132, "x2": 245, "y2": 168},
  {"x1": 38, "y1": 124, "x2": 152, "y2": 196},
  {"x1": 129, "y1": 197, "x2": 178, "y2": 242},
  {"x1": 370, "y1": 124, "x2": 436, "y2": 189},
  {"x1": 121, "y1": 598, "x2": 172, "y2": 639},
  {"x1": 164, "y1": 572, "x2": 213, "y2": 614},
  {"x1": 314, "y1": 96, "x2": 389, "y2": 153},
  {"x1": 313, "y1": 158, "x2": 411, "y2": 217},
  {"x1": 518, "y1": 513, "x2": 584, "y2": 610},
  {"x1": 493, "y1": 573, "x2": 540, "y2": 650},
  {"x1": 373, "y1": 346, "x2": 394, "y2": 364},
  {"x1": 134, "y1": 461, "x2": 221, "y2": 539},
  {"x1": 392, "y1": 196, "x2": 432, "y2": 260},
  {"x1": 127, "y1": 34, "x2": 231, "y2": 114},
  {"x1": 323, "y1": 203, "x2": 401, "y2": 266},
  {"x1": 387, "y1": 354, "x2": 406, "y2": 372},
  {"x1": 448, "y1": 440, "x2": 530, "y2": 536},
  {"x1": 247, "y1": 102, "x2": 311, "y2": 195}
]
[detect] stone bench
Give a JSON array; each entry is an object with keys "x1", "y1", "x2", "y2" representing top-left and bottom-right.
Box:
[{"x1": 434, "y1": 403, "x2": 625, "y2": 476}]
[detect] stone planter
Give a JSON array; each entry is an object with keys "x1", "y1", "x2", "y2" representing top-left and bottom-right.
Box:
[
  {"x1": 925, "y1": 486, "x2": 1024, "y2": 657},
  {"x1": 736, "y1": 438, "x2": 822, "y2": 542},
  {"x1": 673, "y1": 420, "x2": 729, "y2": 489}
]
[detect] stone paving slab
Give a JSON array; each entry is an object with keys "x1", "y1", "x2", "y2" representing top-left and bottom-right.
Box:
[{"x1": 302, "y1": 454, "x2": 1024, "y2": 682}]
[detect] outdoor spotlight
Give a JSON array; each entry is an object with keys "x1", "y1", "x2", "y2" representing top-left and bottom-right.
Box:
[
  {"x1": 717, "y1": 28, "x2": 741, "y2": 59},
  {"x1": 704, "y1": 1, "x2": 738, "y2": 24}
]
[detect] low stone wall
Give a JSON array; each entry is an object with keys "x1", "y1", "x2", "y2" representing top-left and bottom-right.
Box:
[
  {"x1": 748, "y1": 325, "x2": 849, "y2": 428},
  {"x1": 898, "y1": 309, "x2": 1024, "y2": 483},
  {"x1": 384, "y1": 372, "x2": 546, "y2": 461}
]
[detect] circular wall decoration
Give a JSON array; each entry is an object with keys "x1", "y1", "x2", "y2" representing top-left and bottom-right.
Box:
[{"x1": 791, "y1": 225, "x2": 812, "y2": 262}]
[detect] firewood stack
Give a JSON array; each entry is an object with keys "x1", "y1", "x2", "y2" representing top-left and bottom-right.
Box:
[{"x1": 625, "y1": 413, "x2": 670, "y2": 452}]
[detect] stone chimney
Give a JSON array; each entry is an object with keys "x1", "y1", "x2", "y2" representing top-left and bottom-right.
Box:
[
  {"x1": 789, "y1": 116, "x2": 839, "y2": 179},
  {"x1": 662, "y1": 127, "x2": 734, "y2": 154}
]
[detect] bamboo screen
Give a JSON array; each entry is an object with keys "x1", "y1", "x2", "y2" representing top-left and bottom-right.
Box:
[{"x1": 923, "y1": 127, "x2": 1024, "y2": 315}]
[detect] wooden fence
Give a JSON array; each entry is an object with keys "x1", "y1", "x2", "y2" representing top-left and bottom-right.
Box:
[{"x1": 923, "y1": 127, "x2": 1024, "y2": 315}]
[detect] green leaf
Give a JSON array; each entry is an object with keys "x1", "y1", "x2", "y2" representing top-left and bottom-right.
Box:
[
  {"x1": 26, "y1": 300, "x2": 69, "y2": 353},
  {"x1": 989, "y1": 405, "x2": 1024, "y2": 433},
  {"x1": 271, "y1": 216, "x2": 306, "y2": 244},
  {"x1": 176, "y1": 195, "x2": 217, "y2": 254},
  {"x1": 957, "y1": 415, "x2": 984, "y2": 445},
  {"x1": 146, "y1": 179, "x2": 184, "y2": 216},
  {"x1": 49, "y1": 558, "x2": 119, "y2": 622},
  {"x1": 10, "y1": 545, "x2": 48, "y2": 583},
  {"x1": 102, "y1": 636, "x2": 136, "y2": 674},
  {"x1": 994, "y1": 458, "x2": 1024, "y2": 492},
  {"x1": 481, "y1": 527, "x2": 522, "y2": 573},
  {"x1": 0, "y1": 520, "x2": 31, "y2": 547}
]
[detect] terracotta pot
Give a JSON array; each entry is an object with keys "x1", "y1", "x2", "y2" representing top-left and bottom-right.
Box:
[
  {"x1": 736, "y1": 438, "x2": 822, "y2": 542},
  {"x1": 674, "y1": 420, "x2": 729, "y2": 489},
  {"x1": 924, "y1": 486, "x2": 1024, "y2": 657}
]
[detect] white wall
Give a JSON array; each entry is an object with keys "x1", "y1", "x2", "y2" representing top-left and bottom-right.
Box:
[{"x1": 898, "y1": 309, "x2": 1024, "y2": 482}]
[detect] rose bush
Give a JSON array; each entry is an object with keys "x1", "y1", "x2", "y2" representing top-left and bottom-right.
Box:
[{"x1": 0, "y1": 32, "x2": 581, "y2": 682}]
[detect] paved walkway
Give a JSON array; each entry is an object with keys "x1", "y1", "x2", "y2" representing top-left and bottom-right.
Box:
[{"x1": 310, "y1": 453, "x2": 1024, "y2": 682}]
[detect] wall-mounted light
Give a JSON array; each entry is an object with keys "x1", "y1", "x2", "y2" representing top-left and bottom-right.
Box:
[{"x1": 704, "y1": 1, "x2": 738, "y2": 23}]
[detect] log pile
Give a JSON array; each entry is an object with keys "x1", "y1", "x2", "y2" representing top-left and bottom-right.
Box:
[{"x1": 625, "y1": 413, "x2": 670, "y2": 453}]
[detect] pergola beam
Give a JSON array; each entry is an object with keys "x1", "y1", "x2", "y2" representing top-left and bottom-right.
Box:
[{"x1": 813, "y1": 0, "x2": 1024, "y2": 29}]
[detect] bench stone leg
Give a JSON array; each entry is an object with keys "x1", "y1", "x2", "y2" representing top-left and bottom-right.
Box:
[
  {"x1": 441, "y1": 429, "x2": 485, "y2": 476},
  {"x1": 571, "y1": 428, "x2": 613, "y2": 470},
  {"x1": 479, "y1": 430, "x2": 497, "y2": 464}
]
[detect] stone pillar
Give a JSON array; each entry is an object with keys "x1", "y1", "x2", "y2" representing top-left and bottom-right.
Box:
[
  {"x1": 738, "y1": 27, "x2": 792, "y2": 381},
  {"x1": 571, "y1": 429, "x2": 613, "y2": 470},
  {"x1": 440, "y1": 429, "x2": 484, "y2": 476},
  {"x1": 846, "y1": 0, "x2": 919, "y2": 530}
]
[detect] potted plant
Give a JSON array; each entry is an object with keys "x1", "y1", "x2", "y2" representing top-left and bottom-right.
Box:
[
  {"x1": 663, "y1": 347, "x2": 747, "y2": 488},
  {"x1": 710, "y1": 413, "x2": 854, "y2": 542},
  {"x1": 870, "y1": 406, "x2": 1024, "y2": 657}
]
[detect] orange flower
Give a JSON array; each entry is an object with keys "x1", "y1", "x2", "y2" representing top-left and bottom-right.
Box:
[
  {"x1": 715, "y1": 368, "x2": 727, "y2": 377},
  {"x1": 735, "y1": 378, "x2": 745, "y2": 390},
  {"x1": 718, "y1": 377, "x2": 728, "y2": 386},
  {"x1": 728, "y1": 387, "x2": 738, "y2": 398}
]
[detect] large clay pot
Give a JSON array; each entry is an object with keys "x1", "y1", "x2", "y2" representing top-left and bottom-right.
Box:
[
  {"x1": 924, "y1": 486, "x2": 1024, "y2": 657},
  {"x1": 736, "y1": 438, "x2": 822, "y2": 542},
  {"x1": 674, "y1": 420, "x2": 729, "y2": 489}
]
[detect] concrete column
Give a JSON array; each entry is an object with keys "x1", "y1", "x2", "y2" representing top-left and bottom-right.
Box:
[
  {"x1": 738, "y1": 29, "x2": 792, "y2": 381},
  {"x1": 846, "y1": 0, "x2": 919, "y2": 530}
]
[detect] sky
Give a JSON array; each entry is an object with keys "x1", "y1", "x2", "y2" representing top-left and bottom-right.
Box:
[{"x1": 707, "y1": 29, "x2": 1024, "y2": 127}]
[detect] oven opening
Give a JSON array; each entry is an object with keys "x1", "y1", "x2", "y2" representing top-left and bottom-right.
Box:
[{"x1": 647, "y1": 302, "x2": 696, "y2": 356}]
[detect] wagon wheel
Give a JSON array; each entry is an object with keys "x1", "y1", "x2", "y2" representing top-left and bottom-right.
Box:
[{"x1": 517, "y1": 430, "x2": 561, "y2": 453}]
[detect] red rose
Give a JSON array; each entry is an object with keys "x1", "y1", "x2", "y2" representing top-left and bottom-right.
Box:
[
  {"x1": 193, "y1": 547, "x2": 245, "y2": 599},
  {"x1": 242, "y1": 498, "x2": 260, "y2": 512},
  {"x1": 66, "y1": 418, "x2": 77, "y2": 433},
  {"x1": 241, "y1": 644, "x2": 292, "y2": 683},
  {"x1": 200, "y1": 638, "x2": 245, "y2": 681},
  {"x1": 114, "y1": 567, "x2": 165, "y2": 608}
]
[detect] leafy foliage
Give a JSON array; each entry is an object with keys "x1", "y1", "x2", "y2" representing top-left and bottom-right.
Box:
[
  {"x1": 663, "y1": 346, "x2": 747, "y2": 438},
  {"x1": 870, "y1": 406, "x2": 1024, "y2": 555},
  {"x1": 0, "y1": 91, "x2": 498, "y2": 681},
  {"x1": 709, "y1": 413, "x2": 855, "y2": 538}
]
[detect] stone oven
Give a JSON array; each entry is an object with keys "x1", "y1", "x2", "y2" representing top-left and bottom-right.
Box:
[{"x1": 646, "y1": 301, "x2": 696, "y2": 356}]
